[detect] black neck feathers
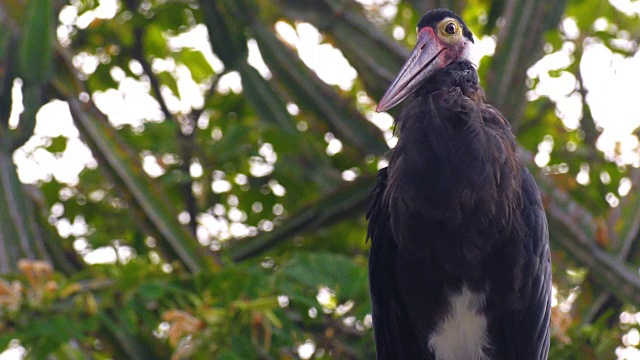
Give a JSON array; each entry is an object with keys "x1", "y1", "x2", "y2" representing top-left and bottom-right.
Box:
[{"x1": 385, "y1": 61, "x2": 523, "y2": 268}]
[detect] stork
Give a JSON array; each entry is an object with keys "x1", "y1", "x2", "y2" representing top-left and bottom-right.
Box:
[{"x1": 367, "y1": 8, "x2": 551, "y2": 360}]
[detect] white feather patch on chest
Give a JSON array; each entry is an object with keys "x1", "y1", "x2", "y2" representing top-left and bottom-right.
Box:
[{"x1": 428, "y1": 286, "x2": 490, "y2": 360}]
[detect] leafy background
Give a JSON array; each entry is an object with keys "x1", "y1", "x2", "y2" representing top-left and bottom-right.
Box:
[{"x1": 1, "y1": 0, "x2": 640, "y2": 358}]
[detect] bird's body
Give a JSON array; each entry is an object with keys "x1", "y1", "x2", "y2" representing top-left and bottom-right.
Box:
[{"x1": 367, "y1": 9, "x2": 551, "y2": 360}]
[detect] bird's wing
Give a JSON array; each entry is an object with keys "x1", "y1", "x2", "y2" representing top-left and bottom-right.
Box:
[
  {"x1": 502, "y1": 168, "x2": 552, "y2": 359},
  {"x1": 367, "y1": 168, "x2": 427, "y2": 360}
]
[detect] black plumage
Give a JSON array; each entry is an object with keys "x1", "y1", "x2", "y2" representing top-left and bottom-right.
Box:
[{"x1": 367, "y1": 8, "x2": 551, "y2": 360}]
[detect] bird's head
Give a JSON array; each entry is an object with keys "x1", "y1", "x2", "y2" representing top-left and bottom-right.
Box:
[{"x1": 376, "y1": 9, "x2": 475, "y2": 112}]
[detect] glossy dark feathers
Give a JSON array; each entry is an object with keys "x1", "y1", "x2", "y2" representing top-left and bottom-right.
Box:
[{"x1": 367, "y1": 60, "x2": 551, "y2": 359}]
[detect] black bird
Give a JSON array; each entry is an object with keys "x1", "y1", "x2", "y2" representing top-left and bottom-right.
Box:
[{"x1": 367, "y1": 9, "x2": 551, "y2": 360}]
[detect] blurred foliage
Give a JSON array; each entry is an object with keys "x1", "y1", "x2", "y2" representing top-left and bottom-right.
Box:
[{"x1": 0, "y1": 0, "x2": 640, "y2": 358}]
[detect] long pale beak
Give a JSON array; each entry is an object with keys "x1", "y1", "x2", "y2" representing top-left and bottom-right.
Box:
[{"x1": 376, "y1": 28, "x2": 446, "y2": 112}]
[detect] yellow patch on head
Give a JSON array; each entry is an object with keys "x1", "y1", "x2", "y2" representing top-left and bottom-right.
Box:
[{"x1": 437, "y1": 17, "x2": 464, "y2": 44}]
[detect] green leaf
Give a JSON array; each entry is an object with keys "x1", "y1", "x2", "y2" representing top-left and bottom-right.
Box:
[
  {"x1": 152, "y1": 2, "x2": 191, "y2": 32},
  {"x1": 199, "y1": 1, "x2": 248, "y2": 66},
  {"x1": 87, "y1": 63, "x2": 120, "y2": 92},
  {"x1": 0, "y1": 151, "x2": 51, "y2": 273},
  {"x1": 19, "y1": 315, "x2": 100, "y2": 358},
  {"x1": 142, "y1": 24, "x2": 169, "y2": 59},
  {"x1": 156, "y1": 71, "x2": 180, "y2": 97},
  {"x1": 175, "y1": 49, "x2": 215, "y2": 83},
  {"x1": 18, "y1": 0, "x2": 53, "y2": 85},
  {"x1": 99, "y1": 311, "x2": 162, "y2": 359},
  {"x1": 238, "y1": 62, "x2": 296, "y2": 134},
  {"x1": 279, "y1": 251, "x2": 368, "y2": 302},
  {"x1": 0, "y1": 36, "x2": 18, "y2": 127},
  {"x1": 46, "y1": 136, "x2": 68, "y2": 154}
]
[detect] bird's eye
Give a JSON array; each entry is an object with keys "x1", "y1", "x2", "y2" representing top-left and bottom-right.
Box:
[{"x1": 445, "y1": 22, "x2": 457, "y2": 35}]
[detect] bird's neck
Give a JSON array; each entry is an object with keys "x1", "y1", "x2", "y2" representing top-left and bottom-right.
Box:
[
  {"x1": 416, "y1": 60, "x2": 484, "y2": 103},
  {"x1": 388, "y1": 63, "x2": 521, "y2": 229}
]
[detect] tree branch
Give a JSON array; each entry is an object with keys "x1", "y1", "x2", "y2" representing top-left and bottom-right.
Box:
[
  {"x1": 132, "y1": 27, "x2": 173, "y2": 122},
  {"x1": 538, "y1": 175, "x2": 640, "y2": 306},
  {"x1": 229, "y1": 175, "x2": 374, "y2": 261},
  {"x1": 132, "y1": 26, "x2": 204, "y2": 234},
  {"x1": 585, "y1": 166, "x2": 640, "y2": 323}
]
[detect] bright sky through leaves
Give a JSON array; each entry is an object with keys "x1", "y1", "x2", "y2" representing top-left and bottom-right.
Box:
[{"x1": 3, "y1": 0, "x2": 640, "y2": 358}]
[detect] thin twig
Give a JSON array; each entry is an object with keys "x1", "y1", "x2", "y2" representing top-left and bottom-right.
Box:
[{"x1": 133, "y1": 27, "x2": 174, "y2": 122}]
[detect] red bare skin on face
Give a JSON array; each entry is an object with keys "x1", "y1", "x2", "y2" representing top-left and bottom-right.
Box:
[
  {"x1": 417, "y1": 27, "x2": 434, "y2": 48},
  {"x1": 441, "y1": 46, "x2": 460, "y2": 65},
  {"x1": 417, "y1": 26, "x2": 466, "y2": 68},
  {"x1": 440, "y1": 39, "x2": 467, "y2": 65}
]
